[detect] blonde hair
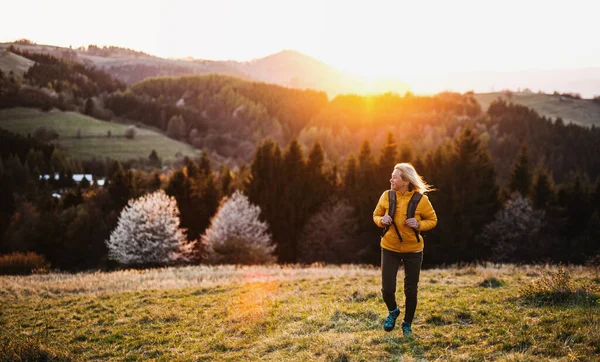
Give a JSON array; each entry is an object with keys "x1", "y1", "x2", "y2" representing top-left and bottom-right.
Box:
[{"x1": 394, "y1": 163, "x2": 434, "y2": 194}]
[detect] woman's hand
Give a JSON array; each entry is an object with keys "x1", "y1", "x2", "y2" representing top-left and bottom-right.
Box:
[
  {"x1": 405, "y1": 218, "x2": 419, "y2": 229},
  {"x1": 381, "y1": 214, "x2": 393, "y2": 226}
]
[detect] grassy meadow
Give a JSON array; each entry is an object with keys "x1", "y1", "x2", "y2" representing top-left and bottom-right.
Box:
[
  {"x1": 1, "y1": 264, "x2": 598, "y2": 361},
  {"x1": 0, "y1": 50, "x2": 34, "y2": 76},
  {"x1": 474, "y1": 92, "x2": 600, "y2": 128},
  {"x1": 0, "y1": 107, "x2": 200, "y2": 161}
]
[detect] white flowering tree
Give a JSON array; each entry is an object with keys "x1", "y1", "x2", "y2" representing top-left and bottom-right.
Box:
[
  {"x1": 201, "y1": 190, "x2": 275, "y2": 265},
  {"x1": 106, "y1": 190, "x2": 195, "y2": 266}
]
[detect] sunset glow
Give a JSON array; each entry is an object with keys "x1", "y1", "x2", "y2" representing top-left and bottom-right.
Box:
[{"x1": 2, "y1": 0, "x2": 599, "y2": 94}]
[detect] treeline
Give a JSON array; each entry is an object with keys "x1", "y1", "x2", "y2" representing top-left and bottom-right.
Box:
[
  {"x1": 1, "y1": 124, "x2": 599, "y2": 271},
  {"x1": 104, "y1": 75, "x2": 329, "y2": 161},
  {"x1": 486, "y1": 100, "x2": 600, "y2": 184},
  {"x1": 0, "y1": 128, "x2": 236, "y2": 270},
  {"x1": 1, "y1": 46, "x2": 125, "y2": 112}
]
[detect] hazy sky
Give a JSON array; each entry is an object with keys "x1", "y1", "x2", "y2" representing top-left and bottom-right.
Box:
[{"x1": 2, "y1": 0, "x2": 599, "y2": 78}]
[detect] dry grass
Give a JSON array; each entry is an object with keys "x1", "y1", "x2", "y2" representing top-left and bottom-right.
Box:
[
  {"x1": 474, "y1": 92, "x2": 600, "y2": 127},
  {"x1": 0, "y1": 264, "x2": 379, "y2": 299},
  {"x1": 1, "y1": 264, "x2": 598, "y2": 361}
]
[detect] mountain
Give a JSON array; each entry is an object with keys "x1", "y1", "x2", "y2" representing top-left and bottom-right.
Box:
[{"x1": 0, "y1": 42, "x2": 409, "y2": 96}]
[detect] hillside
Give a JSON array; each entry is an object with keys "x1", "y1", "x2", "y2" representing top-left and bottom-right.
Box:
[
  {"x1": 0, "y1": 49, "x2": 34, "y2": 75},
  {"x1": 0, "y1": 107, "x2": 200, "y2": 161},
  {"x1": 1, "y1": 264, "x2": 598, "y2": 360},
  {"x1": 475, "y1": 92, "x2": 600, "y2": 127},
  {"x1": 0, "y1": 42, "x2": 409, "y2": 96}
]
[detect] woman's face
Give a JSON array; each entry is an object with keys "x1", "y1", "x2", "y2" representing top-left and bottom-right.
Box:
[{"x1": 390, "y1": 169, "x2": 408, "y2": 191}]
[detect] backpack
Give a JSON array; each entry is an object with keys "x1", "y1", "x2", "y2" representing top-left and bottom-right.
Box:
[{"x1": 381, "y1": 190, "x2": 423, "y2": 242}]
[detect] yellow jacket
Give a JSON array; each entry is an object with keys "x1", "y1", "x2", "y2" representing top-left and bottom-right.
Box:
[{"x1": 373, "y1": 190, "x2": 438, "y2": 253}]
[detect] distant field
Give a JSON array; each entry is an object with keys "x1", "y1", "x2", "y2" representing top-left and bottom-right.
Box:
[
  {"x1": 0, "y1": 107, "x2": 200, "y2": 161},
  {"x1": 474, "y1": 92, "x2": 600, "y2": 127},
  {"x1": 0, "y1": 50, "x2": 34, "y2": 76},
  {"x1": 1, "y1": 264, "x2": 598, "y2": 361}
]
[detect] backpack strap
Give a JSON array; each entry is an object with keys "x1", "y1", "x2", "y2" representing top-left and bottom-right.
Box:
[
  {"x1": 407, "y1": 192, "x2": 423, "y2": 242},
  {"x1": 381, "y1": 190, "x2": 403, "y2": 242}
]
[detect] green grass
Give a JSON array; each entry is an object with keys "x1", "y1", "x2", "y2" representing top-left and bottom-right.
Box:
[
  {"x1": 1, "y1": 264, "x2": 598, "y2": 361},
  {"x1": 474, "y1": 92, "x2": 600, "y2": 127},
  {"x1": 0, "y1": 107, "x2": 200, "y2": 161},
  {"x1": 0, "y1": 50, "x2": 34, "y2": 76}
]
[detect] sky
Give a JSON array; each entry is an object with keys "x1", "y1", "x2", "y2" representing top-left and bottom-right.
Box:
[{"x1": 2, "y1": 0, "x2": 599, "y2": 80}]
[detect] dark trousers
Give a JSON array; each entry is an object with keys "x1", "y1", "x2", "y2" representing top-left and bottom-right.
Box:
[{"x1": 381, "y1": 248, "x2": 423, "y2": 324}]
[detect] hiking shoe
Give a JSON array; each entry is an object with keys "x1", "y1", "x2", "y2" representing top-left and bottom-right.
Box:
[
  {"x1": 401, "y1": 321, "x2": 412, "y2": 336},
  {"x1": 384, "y1": 307, "x2": 400, "y2": 332}
]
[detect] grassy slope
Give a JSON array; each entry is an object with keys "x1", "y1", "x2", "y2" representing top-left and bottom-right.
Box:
[
  {"x1": 0, "y1": 50, "x2": 34, "y2": 75},
  {"x1": 0, "y1": 107, "x2": 200, "y2": 161},
  {"x1": 0, "y1": 265, "x2": 598, "y2": 361},
  {"x1": 474, "y1": 92, "x2": 600, "y2": 127}
]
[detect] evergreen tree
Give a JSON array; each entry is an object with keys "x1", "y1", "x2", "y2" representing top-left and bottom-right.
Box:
[
  {"x1": 343, "y1": 154, "x2": 358, "y2": 194},
  {"x1": 198, "y1": 152, "x2": 211, "y2": 176},
  {"x1": 148, "y1": 150, "x2": 160, "y2": 167},
  {"x1": 245, "y1": 139, "x2": 283, "y2": 251},
  {"x1": 278, "y1": 139, "x2": 307, "y2": 262},
  {"x1": 446, "y1": 127, "x2": 501, "y2": 263},
  {"x1": 166, "y1": 168, "x2": 195, "y2": 240},
  {"x1": 508, "y1": 143, "x2": 532, "y2": 197},
  {"x1": 377, "y1": 132, "x2": 398, "y2": 191},
  {"x1": 531, "y1": 166, "x2": 556, "y2": 209},
  {"x1": 219, "y1": 165, "x2": 233, "y2": 196},
  {"x1": 84, "y1": 98, "x2": 94, "y2": 116},
  {"x1": 305, "y1": 141, "x2": 329, "y2": 214},
  {"x1": 398, "y1": 142, "x2": 414, "y2": 163},
  {"x1": 107, "y1": 163, "x2": 133, "y2": 210},
  {"x1": 354, "y1": 140, "x2": 381, "y2": 263}
]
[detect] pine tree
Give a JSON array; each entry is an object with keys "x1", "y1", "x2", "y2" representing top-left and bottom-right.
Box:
[
  {"x1": 107, "y1": 164, "x2": 133, "y2": 210},
  {"x1": 148, "y1": 150, "x2": 160, "y2": 167},
  {"x1": 201, "y1": 191, "x2": 275, "y2": 264},
  {"x1": 278, "y1": 139, "x2": 307, "y2": 262},
  {"x1": 531, "y1": 167, "x2": 556, "y2": 209},
  {"x1": 165, "y1": 166, "x2": 216, "y2": 243},
  {"x1": 508, "y1": 143, "x2": 532, "y2": 197},
  {"x1": 198, "y1": 152, "x2": 211, "y2": 177},
  {"x1": 377, "y1": 132, "x2": 398, "y2": 191},
  {"x1": 398, "y1": 141, "x2": 414, "y2": 163},
  {"x1": 305, "y1": 141, "x2": 329, "y2": 214},
  {"x1": 106, "y1": 190, "x2": 195, "y2": 266},
  {"x1": 447, "y1": 127, "x2": 501, "y2": 263},
  {"x1": 219, "y1": 165, "x2": 233, "y2": 196},
  {"x1": 343, "y1": 154, "x2": 358, "y2": 194},
  {"x1": 354, "y1": 140, "x2": 381, "y2": 263},
  {"x1": 84, "y1": 98, "x2": 94, "y2": 116}
]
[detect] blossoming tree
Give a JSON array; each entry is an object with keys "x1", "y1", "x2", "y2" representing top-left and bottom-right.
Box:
[
  {"x1": 201, "y1": 190, "x2": 275, "y2": 264},
  {"x1": 106, "y1": 190, "x2": 195, "y2": 266}
]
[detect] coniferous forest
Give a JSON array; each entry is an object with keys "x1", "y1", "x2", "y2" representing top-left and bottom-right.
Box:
[{"x1": 1, "y1": 46, "x2": 599, "y2": 272}]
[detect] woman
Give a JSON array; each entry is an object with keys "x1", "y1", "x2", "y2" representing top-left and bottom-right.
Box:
[{"x1": 373, "y1": 163, "x2": 437, "y2": 335}]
